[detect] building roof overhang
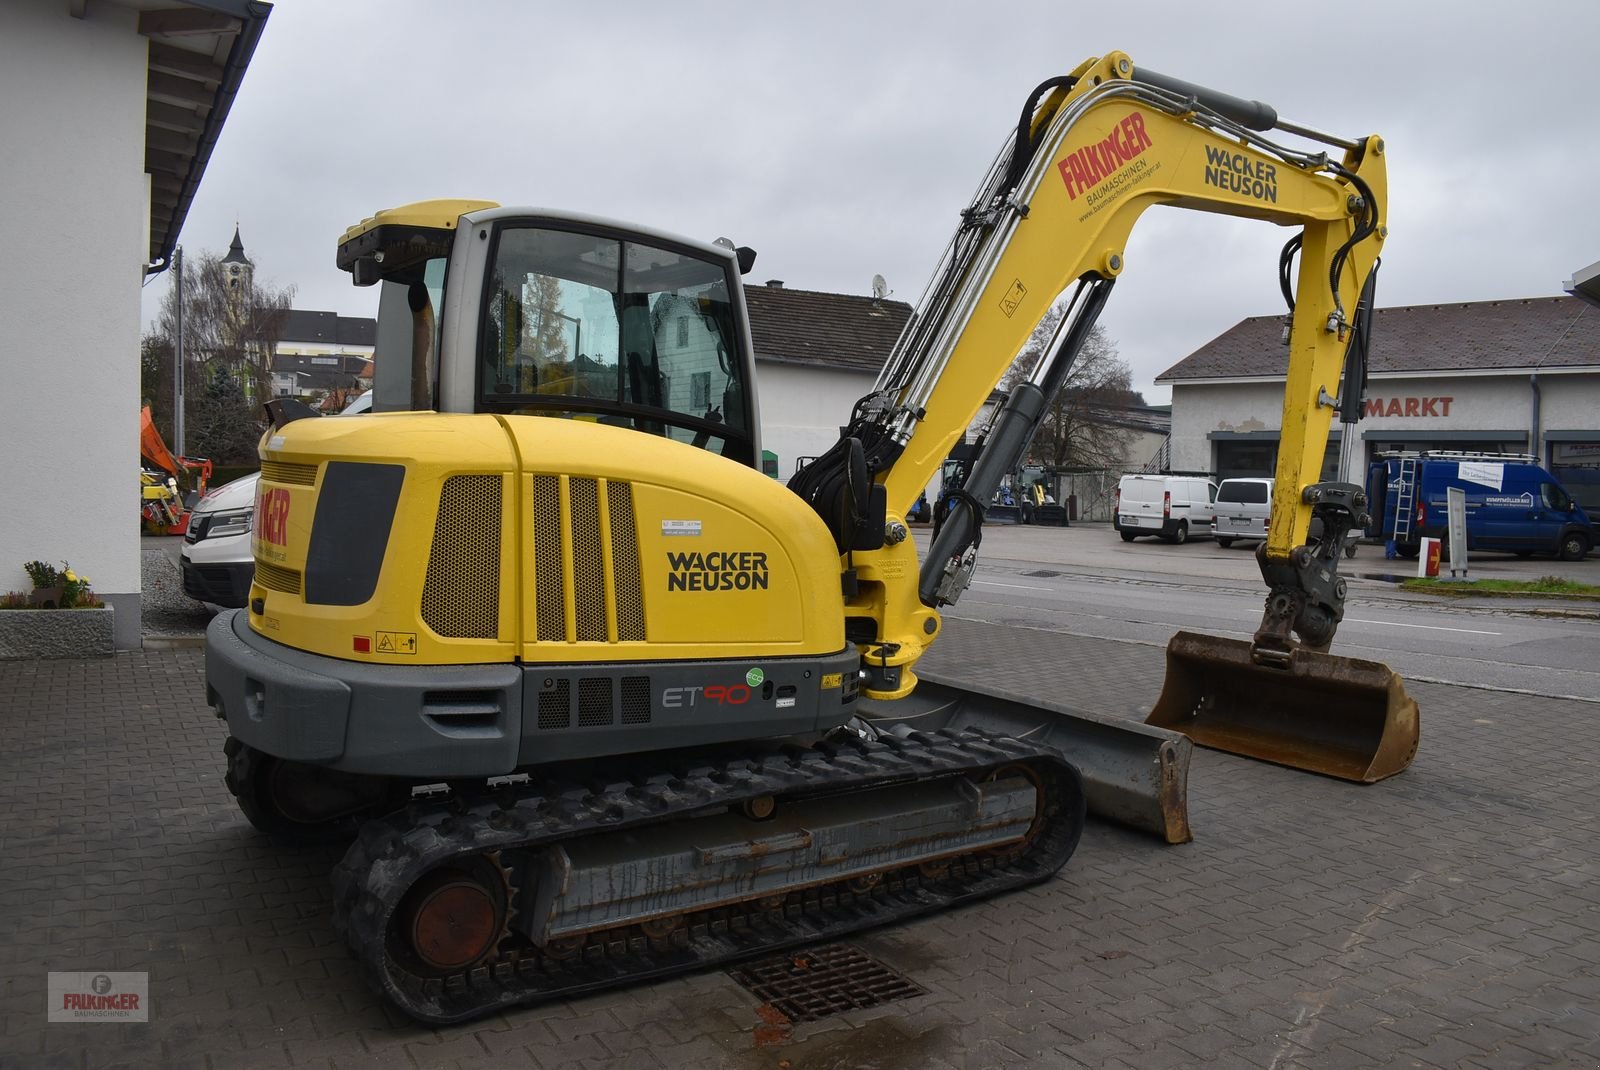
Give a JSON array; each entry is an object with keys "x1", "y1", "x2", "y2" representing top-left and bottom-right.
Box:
[
  {"x1": 131, "y1": 0, "x2": 272, "y2": 274},
  {"x1": 1565, "y1": 261, "x2": 1600, "y2": 309}
]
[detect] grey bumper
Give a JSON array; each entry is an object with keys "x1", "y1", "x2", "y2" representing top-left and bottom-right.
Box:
[
  {"x1": 205, "y1": 610, "x2": 523, "y2": 777},
  {"x1": 206, "y1": 612, "x2": 863, "y2": 779}
]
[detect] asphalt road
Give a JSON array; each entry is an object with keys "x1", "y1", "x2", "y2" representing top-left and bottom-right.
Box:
[
  {"x1": 917, "y1": 522, "x2": 1600, "y2": 705},
  {"x1": 142, "y1": 524, "x2": 1598, "y2": 701}
]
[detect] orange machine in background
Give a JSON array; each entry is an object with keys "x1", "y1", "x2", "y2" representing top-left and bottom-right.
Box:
[{"x1": 140, "y1": 406, "x2": 212, "y2": 535}]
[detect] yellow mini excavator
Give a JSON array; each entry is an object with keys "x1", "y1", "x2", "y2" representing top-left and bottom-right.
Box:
[{"x1": 205, "y1": 51, "x2": 1415, "y2": 1023}]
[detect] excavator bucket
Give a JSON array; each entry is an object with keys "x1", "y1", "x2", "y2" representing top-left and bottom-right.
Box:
[{"x1": 1146, "y1": 631, "x2": 1418, "y2": 783}]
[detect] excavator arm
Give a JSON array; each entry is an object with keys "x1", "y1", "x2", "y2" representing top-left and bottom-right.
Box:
[
  {"x1": 795, "y1": 52, "x2": 1416, "y2": 784},
  {"x1": 793, "y1": 50, "x2": 1386, "y2": 699}
]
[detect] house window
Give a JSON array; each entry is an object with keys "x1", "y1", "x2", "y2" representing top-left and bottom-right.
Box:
[
  {"x1": 677, "y1": 317, "x2": 689, "y2": 348},
  {"x1": 690, "y1": 371, "x2": 711, "y2": 410}
]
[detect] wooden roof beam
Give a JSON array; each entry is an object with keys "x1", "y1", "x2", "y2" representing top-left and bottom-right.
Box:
[
  {"x1": 148, "y1": 42, "x2": 223, "y2": 85},
  {"x1": 145, "y1": 147, "x2": 194, "y2": 178},
  {"x1": 148, "y1": 70, "x2": 217, "y2": 108},
  {"x1": 147, "y1": 100, "x2": 208, "y2": 133},
  {"x1": 146, "y1": 125, "x2": 198, "y2": 155},
  {"x1": 138, "y1": 9, "x2": 239, "y2": 37}
]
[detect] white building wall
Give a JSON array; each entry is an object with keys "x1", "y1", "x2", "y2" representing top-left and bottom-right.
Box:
[
  {"x1": 0, "y1": 1, "x2": 147, "y2": 646},
  {"x1": 1170, "y1": 370, "x2": 1600, "y2": 473},
  {"x1": 275, "y1": 343, "x2": 376, "y2": 358},
  {"x1": 1169, "y1": 381, "x2": 1303, "y2": 471},
  {"x1": 1530, "y1": 371, "x2": 1600, "y2": 443},
  {"x1": 754, "y1": 362, "x2": 874, "y2": 480},
  {"x1": 1121, "y1": 427, "x2": 1170, "y2": 472}
]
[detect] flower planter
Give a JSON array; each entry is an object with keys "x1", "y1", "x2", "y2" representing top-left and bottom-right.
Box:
[{"x1": 0, "y1": 607, "x2": 115, "y2": 659}]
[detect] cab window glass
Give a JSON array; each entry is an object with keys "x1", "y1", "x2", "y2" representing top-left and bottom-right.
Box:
[
  {"x1": 408, "y1": 256, "x2": 449, "y2": 410},
  {"x1": 479, "y1": 226, "x2": 747, "y2": 450}
]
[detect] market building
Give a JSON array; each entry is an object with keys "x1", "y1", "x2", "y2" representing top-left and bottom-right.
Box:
[{"x1": 1156, "y1": 296, "x2": 1600, "y2": 509}]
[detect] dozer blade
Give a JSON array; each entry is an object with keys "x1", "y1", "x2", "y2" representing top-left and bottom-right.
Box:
[
  {"x1": 1146, "y1": 630, "x2": 1419, "y2": 783},
  {"x1": 858, "y1": 672, "x2": 1192, "y2": 844}
]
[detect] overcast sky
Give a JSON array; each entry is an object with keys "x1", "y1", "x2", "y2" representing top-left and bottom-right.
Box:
[{"x1": 146, "y1": 1, "x2": 1600, "y2": 404}]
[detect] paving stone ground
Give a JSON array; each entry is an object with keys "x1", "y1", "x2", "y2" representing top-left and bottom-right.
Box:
[{"x1": 1, "y1": 618, "x2": 1597, "y2": 1069}]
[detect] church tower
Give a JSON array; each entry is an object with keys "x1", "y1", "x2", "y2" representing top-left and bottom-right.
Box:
[{"x1": 221, "y1": 225, "x2": 251, "y2": 293}]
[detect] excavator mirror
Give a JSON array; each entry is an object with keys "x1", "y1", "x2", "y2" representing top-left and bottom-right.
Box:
[
  {"x1": 736, "y1": 246, "x2": 757, "y2": 275},
  {"x1": 262, "y1": 397, "x2": 322, "y2": 430},
  {"x1": 351, "y1": 256, "x2": 381, "y2": 287}
]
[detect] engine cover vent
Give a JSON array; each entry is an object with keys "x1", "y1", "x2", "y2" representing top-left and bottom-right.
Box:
[
  {"x1": 531, "y1": 475, "x2": 647, "y2": 644},
  {"x1": 422, "y1": 475, "x2": 502, "y2": 639}
]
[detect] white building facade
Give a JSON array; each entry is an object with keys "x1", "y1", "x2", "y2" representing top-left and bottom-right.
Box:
[
  {"x1": 1159, "y1": 298, "x2": 1600, "y2": 510},
  {"x1": 0, "y1": 0, "x2": 268, "y2": 648}
]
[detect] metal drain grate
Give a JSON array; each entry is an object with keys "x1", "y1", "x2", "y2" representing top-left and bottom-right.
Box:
[{"x1": 727, "y1": 943, "x2": 927, "y2": 1024}]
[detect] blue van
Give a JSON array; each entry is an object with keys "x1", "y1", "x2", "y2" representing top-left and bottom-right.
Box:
[{"x1": 1366, "y1": 451, "x2": 1594, "y2": 561}]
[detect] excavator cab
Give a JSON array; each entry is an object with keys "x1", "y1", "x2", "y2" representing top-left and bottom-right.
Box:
[{"x1": 341, "y1": 200, "x2": 762, "y2": 467}]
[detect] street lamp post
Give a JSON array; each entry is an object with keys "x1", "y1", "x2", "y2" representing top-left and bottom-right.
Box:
[{"x1": 174, "y1": 245, "x2": 185, "y2": 458}]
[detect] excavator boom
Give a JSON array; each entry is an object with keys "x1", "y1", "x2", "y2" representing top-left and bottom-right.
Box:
[{"x1": 788, "y1": 51, "x2": 1417, "y2": 781}]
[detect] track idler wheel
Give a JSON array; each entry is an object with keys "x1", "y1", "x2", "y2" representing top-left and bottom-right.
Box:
[
  {"x1": 388, "y1": 856, "x2": 511, "y2": 975},
  {"x1": 223, "y1": 737, "x2": 404, "y2": 845}
]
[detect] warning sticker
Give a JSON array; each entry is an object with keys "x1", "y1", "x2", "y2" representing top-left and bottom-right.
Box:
[
  {"x1": 375, "y1": 631, "x2": 418, "y2": 655},
  {"x1": 999, "y1": 279, "x2": 1027, "y2": 318},
  {"x1": 820, "y1": 673, "x2": 843, "y2": 690}
]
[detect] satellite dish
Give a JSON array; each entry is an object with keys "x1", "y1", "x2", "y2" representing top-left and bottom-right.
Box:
[{"x1": 871, "y1": 274, "x2": 888, "y2": 301}]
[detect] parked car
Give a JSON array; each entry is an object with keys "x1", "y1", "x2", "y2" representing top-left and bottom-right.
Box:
[
  {"x1": 1213, "y1": 477, "x2": 1274, "y2": 548},
  {"x1": 1367, "y1": 451, "x2": 1594, "y2": 561},
  {"x1": 180, "y1": 391, "x2": 372, "y2": 607},
  {"x1": 1114, "y1": 473, "x2": 1218, "y2": 544}
]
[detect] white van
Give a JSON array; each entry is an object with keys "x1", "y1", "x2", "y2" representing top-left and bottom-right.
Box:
[
  {"x1": 1115, "y1": 474, "x2": 1218, "y2": 544},
  {"x1": 1213, "y1": 477, "x2": 1274, "y2": 548}
]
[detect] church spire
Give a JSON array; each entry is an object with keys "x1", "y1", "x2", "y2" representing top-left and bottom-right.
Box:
[
  {"x1": 222, "y1": 224, "x2": 250, "y2": 292},
  {"x1": 222, "y1": 225, "x2": 248, "y2": 266}
]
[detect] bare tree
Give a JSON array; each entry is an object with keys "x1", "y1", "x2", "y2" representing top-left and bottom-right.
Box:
[
  {"x1": 148, "y1": 250, "x2": 293, "y2": 464},
  {"x1": 522, "y1": 273, "x2": 570, "y2": 363},
  {"x1": 1004, "y1": 299, "x2": 1143, "y2": 470},
  {"x1": 140, "y1": 332, "x2": 175, "y2": 444}
]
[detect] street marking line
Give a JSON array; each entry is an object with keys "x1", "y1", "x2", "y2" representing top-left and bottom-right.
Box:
[
  {"x1": 973, "y1": 580, "x2": 1049, "y2": 591},
  {"x1": 1344, "y1": 618, "x2": 1500, "y2": 636}
]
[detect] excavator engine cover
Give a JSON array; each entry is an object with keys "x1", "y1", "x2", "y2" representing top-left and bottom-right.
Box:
[{"x1": 1146, "y1": 631, "x2": 1418, "y2": 783}]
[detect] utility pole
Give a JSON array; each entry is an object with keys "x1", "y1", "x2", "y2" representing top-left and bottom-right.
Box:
[{"x1": 174, "y1": 245, "x2": 185, "y2": 458}]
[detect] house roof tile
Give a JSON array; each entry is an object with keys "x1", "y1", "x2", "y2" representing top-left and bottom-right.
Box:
[
  {"x1": 280, "y1": 309, "x2": 377, "y2": 347},
  {"x1": 1156, "y1": 296, "x2": 1598, "y2": 382},
  {"x1": 743, "y1": 284, "x2": 911, "y2": 373}
]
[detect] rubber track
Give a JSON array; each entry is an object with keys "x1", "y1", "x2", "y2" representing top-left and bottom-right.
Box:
[{"x1": 332, "y1": 727, "x2": 1086, "y2": 1023}]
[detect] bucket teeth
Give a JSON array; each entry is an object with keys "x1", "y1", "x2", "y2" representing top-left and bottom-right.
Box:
[{"x1": 1146, "y1": 631, "x2": 1419, "y2": 783}]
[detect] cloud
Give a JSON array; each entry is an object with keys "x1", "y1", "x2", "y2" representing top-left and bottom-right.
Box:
[{"x1": 147, "y1": 1, "x2": 1600, "y2": 409}]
